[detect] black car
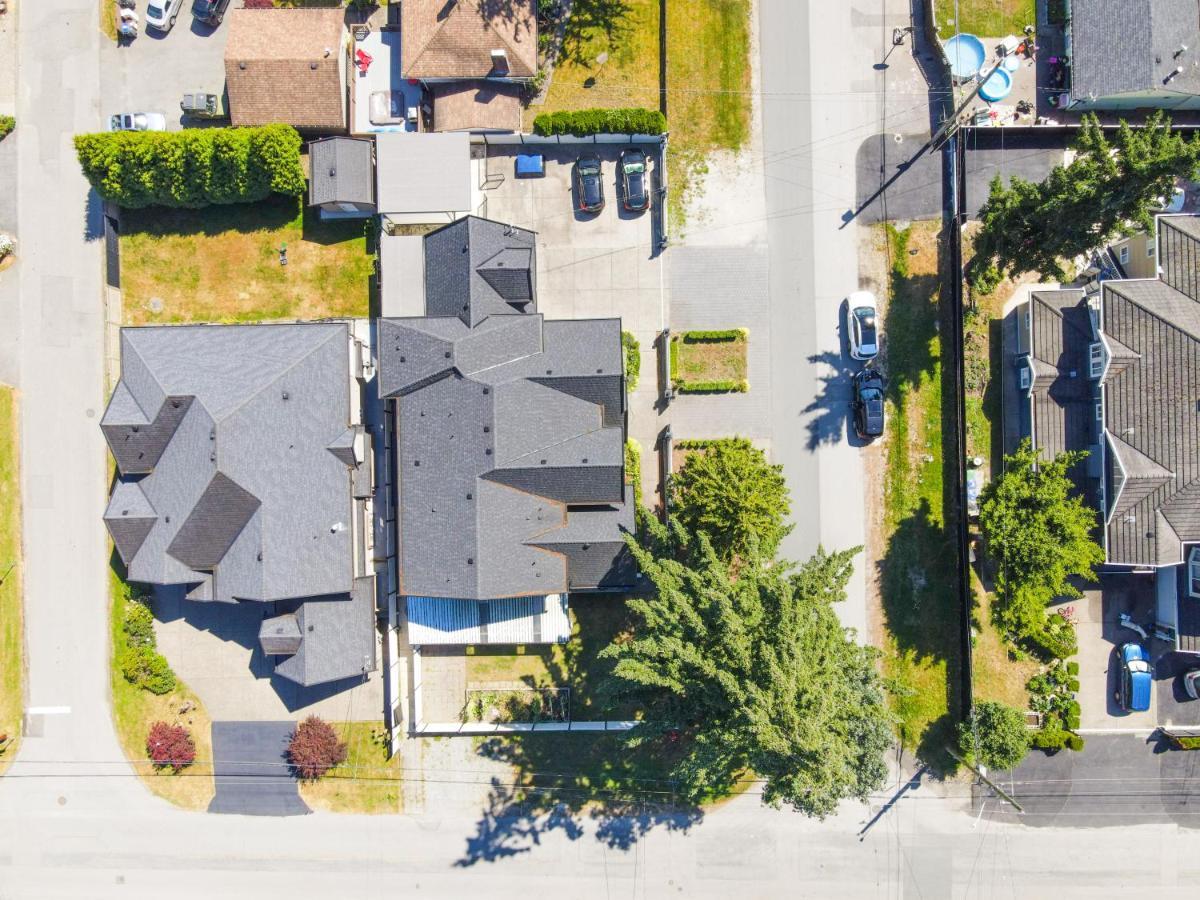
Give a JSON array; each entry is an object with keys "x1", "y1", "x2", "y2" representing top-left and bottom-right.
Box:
[
  {"x1": 853, "y1": 369, "x2": 885, "y2": 440},
  {"x1": 619, "y1": 148, "x2": 650, "y2": 212},
  {"x1": 574, "y1": 156, "x2": 605, "y2": 213},
  {"x1": 192, "y1": 0, "x2": 231, "y2": 26}
]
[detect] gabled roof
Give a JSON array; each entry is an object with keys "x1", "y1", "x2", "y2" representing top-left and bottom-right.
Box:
[
  {"x1": 401, "y1": 0, "x2": 537, "y2": 79},
  {"x1": 431, "y1": 80, "x2": 522, "y2": 132},
  {"x1": 308, "y1": 137, "x2": 375, "y2": 208},
  {"x1": 1069, "y1": 0, "x2": 1200, "y2": 101},
  {"x1": 224, "y1": 7, "x2": 347, "y2": 131},
  {"x1": 423, "y1": 216, "x2": 537, "y2": 327},
  {"x1": 272, "y1": 577, "x2": 377, "y2": 687},
  {"x1": 102, "y1": 324, "x2": 358, "y2": 603}
]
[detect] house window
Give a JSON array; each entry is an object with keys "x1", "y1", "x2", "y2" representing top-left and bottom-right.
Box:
[
  {"x1": 1019, "y1": 363, "x2": 1031, "y2": 391},
  {"x1": 1089, "y1": 342, "x2": 1105, "y2": 379},
  {"x1": 1190, "y1": 548, "x2": 1200, "y2": 598},
  {"x1": 1095, "y1": 402, "x2": 1103, "y2": 422},
  {"x1": 1148, "y1": 243, "x2": 1156, "y2": 258},
  {"x1": 1119, "y1": 245, "x2": 1131, "y2": 265}
]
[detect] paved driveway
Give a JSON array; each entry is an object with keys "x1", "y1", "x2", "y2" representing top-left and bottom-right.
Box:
[
  {"x1": 99, "y1": 6, "x2": 231, "y2": 132},
  {"x1": 1073, "y1": 578, "x2": 1159, "y2": 730},
  {"x1": 208, "y1": 721, "x2": 309, "y2": 816}
]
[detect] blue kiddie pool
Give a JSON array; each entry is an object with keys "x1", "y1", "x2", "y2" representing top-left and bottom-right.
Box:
[
  {"x1": 515, "y1": 153, "x2": 545, "y2": 178},
  {"x1": 978, "y1": 67, "x2": 1014, "y2": 102},
  {"x1": 943, "y1": 33, "x2": 986, "y2": 82}
]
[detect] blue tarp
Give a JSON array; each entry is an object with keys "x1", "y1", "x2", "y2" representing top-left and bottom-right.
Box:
[{"x1": 515, "y1": 154, "x2": 545, "y2": 177}]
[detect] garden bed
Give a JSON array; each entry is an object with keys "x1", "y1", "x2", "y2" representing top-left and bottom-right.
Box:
[
  {"x1": 670, "y1": 330, "x2": 748, "y2": 393},
  {"x1": 462, "y1": 688, "x2": 571, "y2": 724}
]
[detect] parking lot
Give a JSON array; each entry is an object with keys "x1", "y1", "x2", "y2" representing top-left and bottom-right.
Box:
[
  {"x1": 99, "y1": 8, "x2": 230, "y2": 133},
  {"x1": 1074, "y1": 574, "x2": 1200, "y2": 730}
]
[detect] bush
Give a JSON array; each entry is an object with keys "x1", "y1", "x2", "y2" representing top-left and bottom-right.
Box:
[
  {"x1": 681, "y1": 329, "x2": 746, "y2": 343},
  {"x1": 1021, "y1": 622, "x2": 1077, "y2": 661},
  {"x1": 675, "y1": 438, "x2": 750, "y2": 450},
  {"x1": 0, "y1": 234, "x2": 14, "y2": 261},
  {"x1": 625, "y1": 438, "x2": 642, "y2": 497},
  {"x1": 1066, "y1": 661, "x2": 1080, "y2": 676},
  {"x1": 0, "y1": 116, "x2": 13, "y2": 141},
  {"x1": 1067, "y1": 678, "x2": 1080, "y2": 693},
  {"x1": 119, "y1": 644, "x2": 176, "y2": 695},
  {"x1": 73, "y1": 124, "x2": 306, "y2": 209},
  {"x1": 1066, "y1": 734, "x2": 1085, "y2": 752},
  {"x1": 146, "y1": 721, "x2": 196, "y2": 772},
  {"x1": 1066, "y1": 714, "x2": 1081, "y2": 731},
  {"x1": 288, "y1": 716, "x2": 347, "y2": 780},
  {"x1": 622, "y1": 331, "x2": 641, "y2": 393},
  {"x1": 123, "y1": 598, "x2": 155, "y2": 647},
  {"x1": 676, "y1": 379, "x2": 749, "y2": 393},
  {"x1": 1031, "y1": 728, "x2": 1070, "y2": 751},
  {"x1": 532, "y1": 108, "x2": 666, "y2": 136},
  {"x1": 959, "y1": 701, "x2": 1031, "y2": 770}
]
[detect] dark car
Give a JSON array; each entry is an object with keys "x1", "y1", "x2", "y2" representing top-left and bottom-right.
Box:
[
  {"x1": 574, "y1": 156, "x2": 604, "y2": 213},
  {"x1": 1116, "y1": 642, "x2": 1152, "y2": 712},
  {"x1": 619, "y1": 148, "x2": 650, "y2": 212},
  {"x1": 192, "y1": 0, "x2": 231, "y2": 26},
  {"x1": 853, "y1": 368, "x2": 885, "y2": 440}
]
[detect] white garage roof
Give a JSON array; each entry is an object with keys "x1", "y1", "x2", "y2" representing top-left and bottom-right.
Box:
[
  {"x1": 375, "y1": 132, "x2": 472, "y2": 216},
  {"x1": 405, "y1": 594, "x2": 571, "y2": 646}
]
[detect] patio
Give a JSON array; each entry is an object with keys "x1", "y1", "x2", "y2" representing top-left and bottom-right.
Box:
[{"x1": 349, "y1": 28, "x2": 424, "y2": 136}]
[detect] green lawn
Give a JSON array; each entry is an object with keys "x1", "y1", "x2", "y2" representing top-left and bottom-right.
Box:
[
  {"x1": 299, "y1": 721, "x2": 404, "y2": 814},
  {"x1": 937, "y1": 0, "x2": 1037, "y2": 39},
  {"x1": 670, "y1": 334, "x2": 748, "y2": 386},
  {"x1": 877, "y1": 223, "x2": 962, "y2": 772},
  {"x1": 0, "y1": 387, "x2": 21, "y2": 773},
  {"x1": 119, "y1": 195, "x2": 372, "y2": 325}
]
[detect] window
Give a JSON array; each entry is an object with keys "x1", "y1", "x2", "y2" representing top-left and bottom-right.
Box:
[
  {"x1": 1089, "y1": 342, "x2": 1105, "y2": 379},
  {"x1": 1119, "y1": 245, "x2": 1131, "y2": 265},
  {"x1": 1148, "y1": 243, "x2": 1156, "y2": 258},
  {"x1": 1189, "y1": 548, "x2": 1200, "y2": 598},
  {"x1": 1019, "y1": 363, "x2": 1031, "y2": 391},
  {"x1": 1095, "y1": 402, "x2": 1103, "y2": 422}
]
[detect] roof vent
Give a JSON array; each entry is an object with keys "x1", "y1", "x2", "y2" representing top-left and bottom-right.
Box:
[
  {"x1": 310, "y1": 62, "x2": 319, "y2": 71},
  {"x1": 239, "y1": 61, "x2": 246, "y2": 70},
  {"x1": 282, "y1": 391, "x2": 290, "y2": 400},
  {"x1": 491, "y1": 48, "x2": 509, "y2": 74},
  {"x1": 324, "y1": 47, "x2": 332, "y2": 58}
]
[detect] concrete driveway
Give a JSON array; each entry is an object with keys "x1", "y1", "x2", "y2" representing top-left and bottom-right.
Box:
[
  {"x1": 208, "y1": 721, "x2": 309, "y2": 816},
  {"x1": 99, "y1": 5, "x2": 231, "y2": 133}
]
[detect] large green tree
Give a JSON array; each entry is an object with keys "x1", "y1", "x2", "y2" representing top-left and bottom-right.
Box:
[
  {"x1": 969, "y1": 112, "x2": 1200, "y2": 292},
  {"x1": 978, "y1": 439, "x2": 1104, "y2": 634},
  {"x1": 671, "y1": 439, "x2": 791, "y2": 560},
  {"x1": 958, "y1": 701, "x2": 1030, "y2": 771},
  {"x1": 603, "y1": 522, "x2": 893, "y2": 817}
]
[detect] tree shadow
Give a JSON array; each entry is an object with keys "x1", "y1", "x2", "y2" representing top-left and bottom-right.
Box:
[
  {"x1": 119, "y1": 194, "x2": 301, "y2": 238},
  {"x1": 802, "y1": 349, "x2": 853, "y2": 450},
  {"x1": 559, "y1": 0, "x2": 635, "y2": 67}
]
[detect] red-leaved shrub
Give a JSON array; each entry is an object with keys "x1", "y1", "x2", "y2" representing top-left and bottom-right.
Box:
[
  {"x1": 242, "y1": 0, "x2": 275, "y2": 8},
  {"x1": 146, "y1": 721, "x2": 196, "y2": 772},
  {"x1": 287, "y1": 716, "x2": 347, "y2": 780}
]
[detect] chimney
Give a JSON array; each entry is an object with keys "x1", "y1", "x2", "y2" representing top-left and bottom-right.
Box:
[{"x1": 491, "y1": 48, "x2": 509, "y2": 75}]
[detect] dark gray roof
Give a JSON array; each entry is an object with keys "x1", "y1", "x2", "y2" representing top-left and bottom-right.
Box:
[
  {"x1": 1070, "y1": 0, "x2": 1200, "y2": 101},
  {"x1": 1161, "y1": 215, "x2": 1200, "y2": 301},
  {"x1": 423, "y1": 216, "x2": 537, "y2": 327},
  {"x1": 308, "y1": 137, "x2": 375, "y2": 208},
  {"x1": 102, "y1": 324, "x2": 360, "y2": 602},
  {"x1": 272, "y1": 576, "x2": 377, "y2": 687}
]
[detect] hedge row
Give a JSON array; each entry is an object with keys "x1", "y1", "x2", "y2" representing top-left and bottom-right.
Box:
[
  {"x1": 680, "y1": 328, "x2": 747, "y2": 343},
  {"x1": 622, "y1": 331, "x2": 641, "y2": 393},
  {"x1": 74, "y1": 124, "x2": 306, "y2": 209},
  {"x1": 676, "y1": 380, "x2": 749, "y2": 394},
  {"x1": 118, "y1": 587, "x2": 176, "y2": 695},
  {"x1": 532, "y1": 108, "x2": 666, "y2": 137},
  {"x1": 675, "y1": 438, "x2": 752, "y2": 450},
  {"x1": 0, "y1": 116, "x2": 13, "y2": 141}
]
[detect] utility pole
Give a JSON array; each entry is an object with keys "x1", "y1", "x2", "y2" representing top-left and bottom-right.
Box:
[
  {"x1": 930, "y1": 55, "x2": 1010, "y2": 150},
  {"x1": 944, "y1": 744, "x2": 1024, "y2": 813}
]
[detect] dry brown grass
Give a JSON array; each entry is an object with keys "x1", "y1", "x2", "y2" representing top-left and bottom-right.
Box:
[
  {"x1": 101, "y1": 0, "x2": 119, "y2": 41},
  {"x1": 299, "y1": 721, "x2": 403, "y2": 814},
  {"x1": 0, "y1": 387, "x2": 21, "y2": 775},
  {"x1": 673, "y1": 337, "x2": 747, "y2": 383}
]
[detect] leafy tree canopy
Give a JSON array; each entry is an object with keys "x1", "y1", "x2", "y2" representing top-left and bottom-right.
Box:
[
  {"x1": 969, "y1": 112, "x2": 1200, "y2": 291},
  {"x1": 671, "y1": 438, "x2": 792, "y2": 560},
  {"x1": 602, "y1": 522, "x2": 893, "y2": 818},
  {"x1": 959, "y1": 701, "x2": 1030, "y2": 771}
]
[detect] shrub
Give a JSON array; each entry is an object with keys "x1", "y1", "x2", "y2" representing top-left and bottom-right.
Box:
[
  {"x1": 1067, "y1": 678, "x2": 1080, "y2": 693},
  {"x1": 625, "y1": 438, "x2": 642, "y2": 497},
  {"x1": 676, "y1": 379, "x2": 749, "y2": 393},
  {"x1": 1021, "y1": 622, "x2": 1077, "y2": 661},
  {"x1": 532, "y1": 108, "x2": 666, "y2": 136},
  {"x1": 119, "y1": 644, "x2": 176, "y2": 695},
  {"x1": 1066, "y1": 714, "x2": 1081, "y2": 731},
  {"x1": 959, "y1": 701, "x2": 1031, "y2": 771},
  {"x1": 1170, "y1": 735, "x2": 1200, "y2": 750},
  {"x1": 681, "y1": 329, "x2": 746, "y2": 343},
  {"x1": 1066, "y1": 661, "x2": 1080, "y2": 676},
  {"x1": 1031, "y1": 728, "x2": 1070, "y2": 751},
  {"x1": 74, "y1": 124, "x2": 306, "y2": 209},
  {"x1": 288, "y1": 716, "x2": 347, "y2": 780},
  {"x1": 675, "y1": 438, "x2": 750, "y2": 450},
  {"x1": 123, "y1": 598, "x2": 155, "y2": 647},
  {"x1": 1066, "y1": 734, "x2": 1085, "y2": 752},
  {"x1": 146, "y1": 721, "x2": 196, "y2": 772},
  {"x1": 0, "y1": 116, "x2": 13, "y2": 141},
  {"x1": 622, "y1": 331, "x2": 641, "y2": 393},
  {"x1": 242, "y1": 0, "x2": 274, "y2": 7},
  {"x1": 0, "y1": 234, "x2": 14, "y2": 260}
]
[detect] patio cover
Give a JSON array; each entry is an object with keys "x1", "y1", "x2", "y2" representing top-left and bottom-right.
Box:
[
  {"x1": 375, "y1": 132, "x2": 472, "y2": 217},
  {"x1": 405, "y1": 594, "x2": 571, "y2": 645}
]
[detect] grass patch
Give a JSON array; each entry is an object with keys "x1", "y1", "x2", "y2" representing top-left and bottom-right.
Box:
[
  {"x1": 101, "y1": 0, "x2": 118, "y2": 41},
  {"x1": 0, "y1": 387, "x2": 21, "y2": 772},
  {"x1": 298, "y1": 721, "x2": 403, "y2": 814},
  {"x1": 936, "y1": 0, "x2": 1036, "y2": 39},
  {"x1": 877, "y1": 222, "x2": 962, "y2": 772},
  {"x1": 527, "y1": 0, "x2": 661, "y2": 132},
  {"x1": 971, "y1": 574, "x2": 1039, "y2": 710},
  {"x1": 119, "y1": 195, "x2": 372, "y2": 325},
  {"x1": 109, "y1": 566, "x2": 215, "y2": 810},
  {"x1": 670, "y1": 331, "x2": 748, "y2": 390},
  {"x1": 666, "y1": 0, "x2": 752, "y2": 226}
]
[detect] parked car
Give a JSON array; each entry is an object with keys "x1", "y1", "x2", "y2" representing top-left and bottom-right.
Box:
[
  {"x1": 1116, "y1": 642, "x2": 1152, "y2": 712},
  {"x1": 108, "y1": 112, "x2": 168, "y2": 132},
  {"x1": 145, "y1": 0, "x2": 182, "y2": 32},
  {"x1": 852, "y1": 368, "x2": 886, "y2": 440},
  {"x1": 619, "y1": 148, "x2": 650, "y2": 212},
  {"x1": 180, "y1": 91, "x2": 227, "y2": 119},
  {"x1": 1183, "y1": 668, "x2": 1200, "y2": 700},
  {"x1": 847, "y1": 290, "x2": 880, "y2": 360},
  {"x1": 574, "y1": 156, "x2": 605, "y2": 213},
  {"x1": 191, "y1": 0, "x2": 231, "y2": 27}
]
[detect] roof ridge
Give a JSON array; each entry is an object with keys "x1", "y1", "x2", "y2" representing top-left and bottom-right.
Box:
[
  {"x1": 122, "y1": 332, "x2": 169, "y2": 420},
  {"x1": 412, "y1": 0, "x2": 529, "y2": 75}
]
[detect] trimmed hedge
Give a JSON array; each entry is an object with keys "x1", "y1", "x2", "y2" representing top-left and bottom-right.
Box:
[
  {"x1": 622, "y1": 331, "x2": 641, "y2": 394},
  {"x1": 74, "y1": 124, "x2": 306, "y2": 209},
  {"x1": 532, "y1": 107, "x2": 666, "y2": 137},
  {"x1": 625, "y1": 438, "x2": 642, "y2": 496},
  {"x1": 680, "y1": 328, "x2": 747, "y2": 343},
  {"x1": 675, "y1": 438, "x2": 752, "y2": 450},
  {"x1": 676, "y1": 379, "x2": 749, "y2": 394},
  {"x1": 0, "y1": 116, "x2": 13, "y2": 141}
]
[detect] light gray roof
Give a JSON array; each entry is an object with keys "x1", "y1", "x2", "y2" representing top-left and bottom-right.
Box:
[
  {"x1": 308, "y1": 137, "x2": 375, "y2": 208},
  {"x1": 423, "y1": 216, "x2": 537, "y2": 327},
  {"x1": 375, "y1": 132, "x2": 471, "y2": 215},
  {"x1": 1070, "y1": 0, "x2": 1200, "y2": 101},
  {"x1": 272, "y1": 576, "x2": 377, "y2": 687},
  {"x1": 102, "y1": 324, "x2": 359, "y2": 602}
]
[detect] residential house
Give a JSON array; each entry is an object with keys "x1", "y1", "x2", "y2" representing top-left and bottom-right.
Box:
[
  {"x1": 376, "y1": 215, "x2": 637, "y2": 647},
  {"x1": 1006, "y1": 215, "x2": 1200, "y2": 652},
  {"x1": 225, "y1": 7, "x2": 349, "y2": 132},
  {"x1": 308, "y1": 137, "x2": 376, "y2": 219},
  {"x1": 1066, "y1": 0, "x2": 1200, "y2": 111},
  {"x1": 102, "y1": 323, "x2": 377, "y2": 687}
]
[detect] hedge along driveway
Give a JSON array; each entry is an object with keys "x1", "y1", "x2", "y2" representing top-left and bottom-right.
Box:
[{"x1": 119, "y1": 195, "x2": 372, "y2": 324}]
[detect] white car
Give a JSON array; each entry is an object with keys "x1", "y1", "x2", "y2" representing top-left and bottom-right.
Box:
[
  {"x1": 109, "y1": 112, "x2": 168, "y2": 132},
  {"x1": 847, "y1": 290, "x2": 880, "y2": 360},
  {"x1": 145, "y1": 0, "x2": 182, "y2": 32}
]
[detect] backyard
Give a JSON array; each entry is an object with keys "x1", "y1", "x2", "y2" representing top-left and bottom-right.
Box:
[
  {"x1": 0, "y1": 387, "x2": 21, "y2": 774},
  {"x1": 119, "y1": 195, "x2": 373, "y2": 325},
  {"x1": 936, "y1": 0, "x2": 1036, "y2": 39},
  {"x1": 298, "y1": 721, "x2": 404, "y2": 814}
]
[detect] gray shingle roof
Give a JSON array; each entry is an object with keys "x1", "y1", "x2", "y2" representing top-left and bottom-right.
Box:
[
  {"x1": 308, "y1": 137, "x2": 375, "y2": 208},
  {"x1": 272, "y1": 576, "x2": 377, "y2": 687},
  {"x1": 1161, "y1": 215, "x2": 1200, "y2": 300},
  {"x1": 1070, "y1": 0, "x2": 1200, "y2": 102},
  {"x1": 102, "y1": 324, "x2": 360, "y2": 602},
  {"x1": 424, "y1": 216, "x2": 537, "y2": 327}
]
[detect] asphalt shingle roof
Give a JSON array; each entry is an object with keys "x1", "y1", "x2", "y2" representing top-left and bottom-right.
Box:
[
  {"x1": 308, "y1": 137, "x2": 375, "y2": 208},
  {"x1": 1070, "y1": 0, "x2": 1200, "y2": 102},
  {"x1": 423, "y1": 216, "x2": 537, "y2": 327},
  {"x1": 401, "y1": 0, "x2": 537, "y2": 79}
]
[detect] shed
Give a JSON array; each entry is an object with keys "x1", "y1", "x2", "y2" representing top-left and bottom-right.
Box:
[
  {"x1": 308, "y1": 137, "x2": 376, "y2": 218},
  {"x1": 375, "y1": 132, "x2": 473, "y2": 225}
]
